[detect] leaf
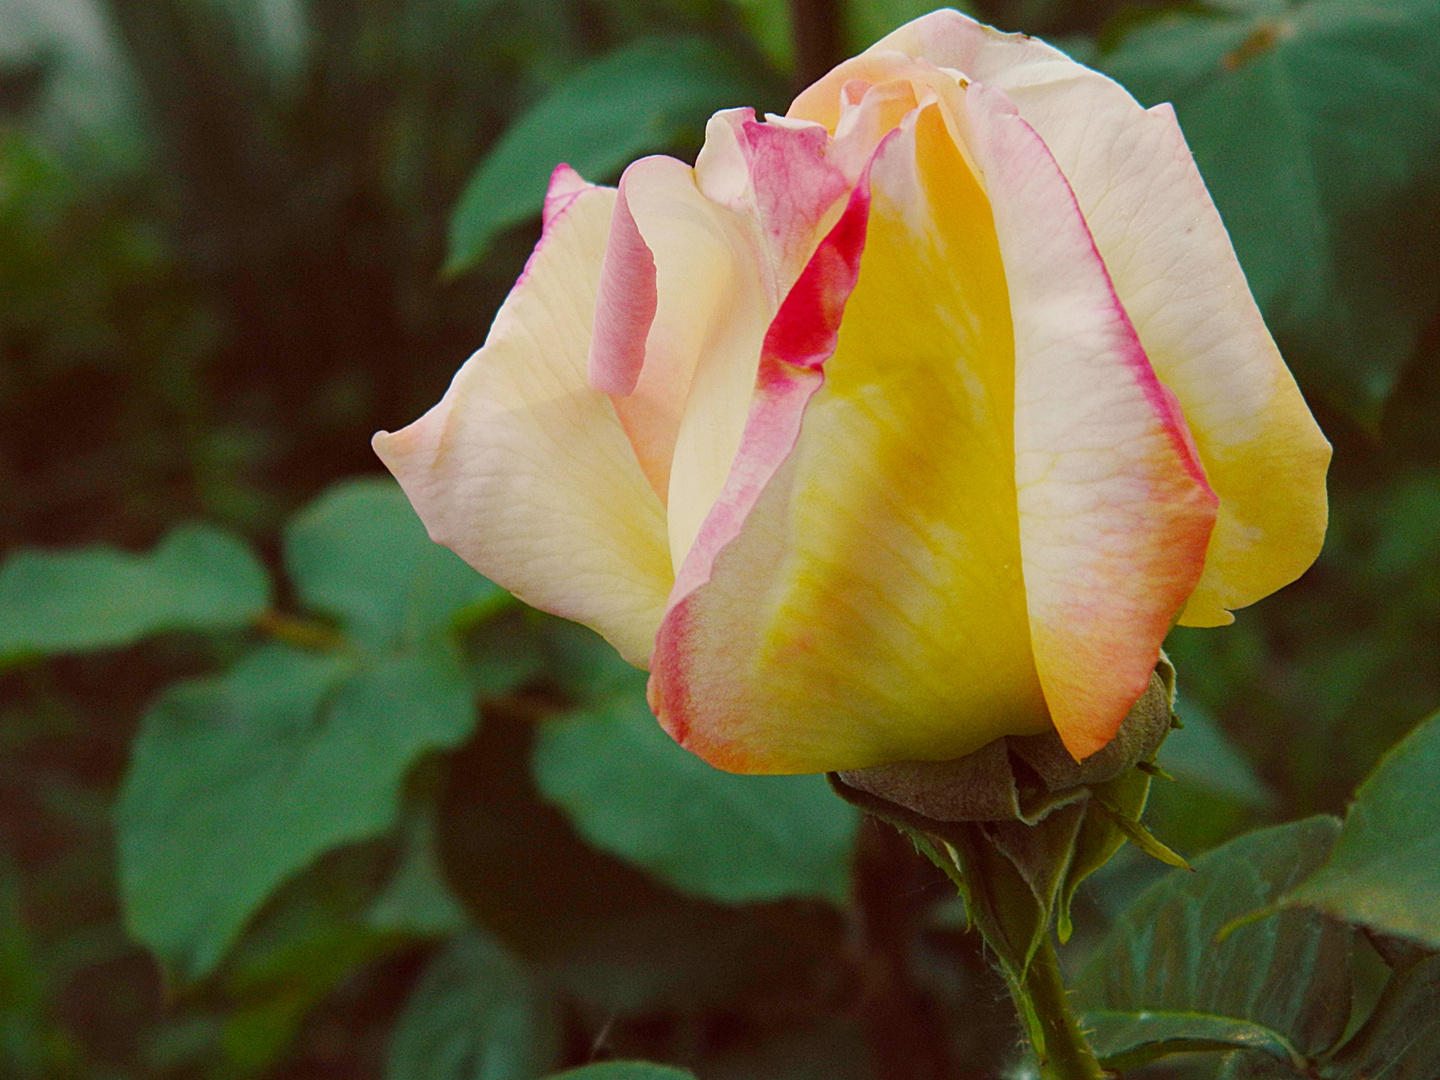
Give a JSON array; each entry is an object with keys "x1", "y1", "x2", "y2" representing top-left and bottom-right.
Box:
[
  {"x1": 1161, "y1": 701, "x2": 1272, "y2": 809},
  {"x1": 1102, "y1": 0, "x2": 1440, "y2": 421},
  {"x1": 440, "y1": 704, "x2": 850, "y2": 1016},
  {"x1": 532, "y1": 672, "x2": 858, "y2": 905},
  {"x1": 728, "y1": 0, "x2": 793, "y2": 71},
  {"x1": 285, "y1": 478, "x2": 509, "y2": 653},
  {"x1": 386, "y1": 931, "x2": 557, "y2": 1080},
  {"x1": 446, "y1": 37, "x2": 774, "y2": 272},
  {"x1": 367, "y1": 812, "x2": 468, "y2": 938},
  {"x1": 1326, "y1": 953, "x2": 1440, "y2": 1080},
  {"x1": 545, "y1": 1066, "x2": 696, "y2": 1080},
  {"x1": 1279, "y1": 710, "x2": 1440, "y2": 949},
  {"x1": 1080, "y1": 1012, "x2": 1306, "y2": 1074},
  {"x1": 0, "y1": 524, "x2": 270, "y2": 664},
  {"x1": 1057, "y1": 768, "x2": 1151, "y2": 942},
  {"x1": 217, "y1": 845, "x2": 404, "y2": 1074},
  {"x1": 845, "y1": 0, "x2": 967, "y2": 52},
  {"x1": 1077, "y1": 817, "x2": 1355, "y2": 1071},
  {"x1": 118, "y1": 643, "x2": 479, "y2": 983}
]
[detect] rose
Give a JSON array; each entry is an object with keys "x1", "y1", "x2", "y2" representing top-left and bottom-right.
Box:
[{"x1": 374, "y1": 9, "x2": 1329, "y2": 774}]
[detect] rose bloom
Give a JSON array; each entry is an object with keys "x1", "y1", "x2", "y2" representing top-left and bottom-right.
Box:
[{"x1": 375, "y1": 9, "x2": 1329, "y2": 774}]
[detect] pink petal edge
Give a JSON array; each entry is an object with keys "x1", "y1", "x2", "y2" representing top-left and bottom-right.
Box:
[
  {"x1": 649, "y1": 133, "x2": 893, "y2": 760},
  {"x1": 966, "y1": 82, "x2": 1217, "y2": 758},
  {"x1": 586, "y1": 169, "x2": 658, "y2": 397}
]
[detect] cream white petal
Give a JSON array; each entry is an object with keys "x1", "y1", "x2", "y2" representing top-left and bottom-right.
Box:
[{"x1": 373, "y1": 183, "x2": 672, "y2": 665}]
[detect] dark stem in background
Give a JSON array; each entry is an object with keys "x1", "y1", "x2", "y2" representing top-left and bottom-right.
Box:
[
  {"x1": 850, "y1": 819, "x2": 956, "y2": 1080},
  {"x1": 788, "y1": 0, "x2": 844, "y2": 91}
]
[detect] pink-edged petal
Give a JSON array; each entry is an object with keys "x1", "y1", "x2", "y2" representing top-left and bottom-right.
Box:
[
  {"x1": 587, "y1": 171, "x2": 657, "y2": 398},
  {"x1": 1052, "y1": 102, "x2": 1330, "y2": 627},
  {"x1": 373, "y1": 178, "x2": 672, "y2": 667},
  {"x1": 965, "y1": 83, "x2": 1218, "y2": 759},
  {"x1": 789, "y1": 48, "x2": 929, "y2": 130},
  {"x1": 651, "y1": 106, "x2": 1052, "y2": 774},
  {"x1": 542, "y1": 163, "x2": 593, "y2": 228},
  {"x1": 607, "y1": 118, "x2": 859, "y2": 566},
  {"x1": 695, "y1": 109, "x2": 852, "y2": 291},
  {"x1": 598, "y1": 154, "x2": 775, "y2": 541},
  {"x1": 650, "y1": 147, "x2": 874, "y2": 772},
  {"x1": 805, "y1": 9, "x2": 1330, "y2": 627}
]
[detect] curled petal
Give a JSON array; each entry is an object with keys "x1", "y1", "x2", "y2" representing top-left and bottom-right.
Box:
[
  {"x1": 542, "y1": 163, "x2": 593, "y2": 228},
  {"x1": 652, "y1": 107, "x2": 1054, "y2": 774},
  {"x1": 587, "y1": 172, "x2": 657, "y2": 398},
  {"x1": 607, "y1": 120, "x2": 856, "y2": 561},
  {"x1": 965, "y1": 82, "x2": 1218, "y2": 758},
  {"x1": 374, "y1": 175, "x2": 672, "y2": 666},
  {"x1": 801, "y1": 9, "x2": 1329, "y2": 626}
]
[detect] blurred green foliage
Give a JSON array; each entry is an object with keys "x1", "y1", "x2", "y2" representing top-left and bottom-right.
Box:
[{"x1": 1, "y1": 0, "x2": 1439, "y2": 1077}]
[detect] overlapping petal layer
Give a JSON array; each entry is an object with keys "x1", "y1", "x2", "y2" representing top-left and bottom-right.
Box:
[
  {"x1": 791, "y1": 10, "x2": 1330, "y2": 629},
  {"x1": 964, "y1": 83, "x2": 1217, "y2": 758},
  {"x1": 379, "y1": 9, "x2": 1331, "y2": 774},
  {"x1": 651, "y1": 104, "x2": 1053, "y2": 773},
  {"x1": 373, "y1": 173, "x2": 672, "y2": 666}
]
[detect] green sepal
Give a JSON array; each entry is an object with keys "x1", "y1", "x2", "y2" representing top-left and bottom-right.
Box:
[
  {"x1": 1092, "y1": 794, "x2": 1192, "y2": 870},
  {"x1": 1057, "y1": 768, "x2": 1152, "y2": 944}
]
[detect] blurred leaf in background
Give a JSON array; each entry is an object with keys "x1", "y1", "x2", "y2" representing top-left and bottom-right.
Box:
[
  {"x1": 446, "y1": 36, "x2": 784, "y2": 273},
  {"x1": 0, "y1": 524, "x2": 269, "y2": 664},
  {"x1": 1099, "y1": 0, "x2": 1440, "y2": 425},
  {"x1": 533, "y1": 672, "x2": 859, "y2": 906}
]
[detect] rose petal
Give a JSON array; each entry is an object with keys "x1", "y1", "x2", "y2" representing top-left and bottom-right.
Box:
[
  {"x1": 806, "y1": 9, "x2": 1330, "y2": 627},
  {"x1": 965, "y1": 82, "x2": 1218, "y2": 760},
  {"x1": 587, "y1": 171, "x2": 658, "y2": 399},
  {"x1": 651, "y1": 105, "x2": 1052, "y2": 774},
  {"x1": 373, "y1": 175, "x2": 672, "y2": 666},
  {"x1": 607, "y1": 117, "x2": 856, "y2": 566}
]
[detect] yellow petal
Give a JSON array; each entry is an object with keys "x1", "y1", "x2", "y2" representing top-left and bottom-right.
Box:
[
  {"x1": 826, "y1": 8, "x2": 1330, "y2": 625},
  {"x1": 650, "y1": 104, "x2": 1052, "y2": 774},
  {"x1": 965, "y1": 83, "x2": 1217, "y2": 759}
]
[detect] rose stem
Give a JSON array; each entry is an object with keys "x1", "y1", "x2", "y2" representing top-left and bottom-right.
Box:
[{"x1": 1015, "y1": 936, "x2": 1108, "y2": 1080}]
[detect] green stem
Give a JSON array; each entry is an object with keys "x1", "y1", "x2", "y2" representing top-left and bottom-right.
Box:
[{"x1": 1012, "y1": 936, "x2": 1108, "y2": 1080}]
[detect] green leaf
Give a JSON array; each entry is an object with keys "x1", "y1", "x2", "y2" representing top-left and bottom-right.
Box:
[
  {"x1": 1326, "y1": 953, "x2": 1440, "y2": 1080},
  {"x1": 446, "y1": 37, "x2": 773, "y2": 272},
  {"x1": 728, "y1": 0, "x2": 793, "y2": 71},
  {"x1": 532, "y1": 672, "x2": 858, "y2": 905},
  {"x1": 367, "y1": 812, "x2": 468, "y2": 938},
  {"x1": 216, "y1": 845, "x2": 406, "y2": 1073},
  {"x1": 0, "y1": 524, "x2": 270, "y2": 664},
  {"x1": 1161, "y1": 702, "x2": 1272, "y2": 809},
  {"x1": 386, "y1": 931, "x2": 557, "y2": 1080},
  {"x1": 545, "y1": 1065, "x2": 696, "y2": 1080},
  {"x1": 1279, "y1": 710, "x2": 1440, "y2": 949},
  {"x1": 1057, "y1": 768, "x2": 1151, "y2": 942},
  {"x1": 1077, "y1": 817, "x2": 1355, "y2": 1071},
  {"x1": 1101, "y1": 0, "x2": 1440, "y2": 421},
  {"x1": 845, "y1": 0, "x2": 969, "y2": 53},
  {"x1": 285, "y1": 478, "x2": 508, "y2": 652},
  {"x1": 118, "y1": 644, "x2": 479, "y2": 983},
  {"x1": 1081, "y1": 1012, "x2": 1306, "y2": 1074},
  {"x1": 441, "y1": 706, "x2": 850, "y2": 1017}
]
